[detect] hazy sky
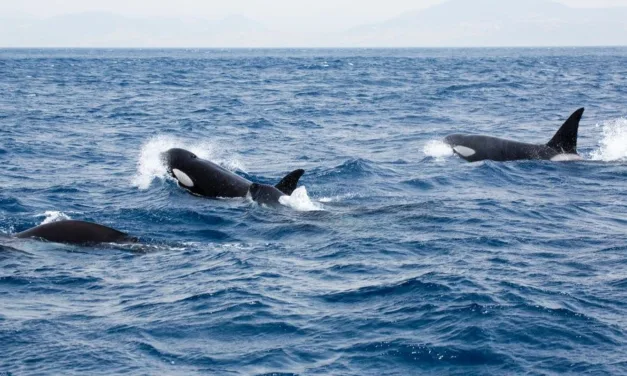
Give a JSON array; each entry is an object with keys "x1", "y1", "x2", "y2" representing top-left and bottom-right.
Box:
[{"x1": 3, "y1": 0, "x2": 627, "y2": 32}]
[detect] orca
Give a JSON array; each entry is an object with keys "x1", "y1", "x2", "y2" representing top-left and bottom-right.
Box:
[
  {"x1": 16, "y1": 220, "x2": 136, "y2": 245},
  {"x1": 162, "y1": 148, "x2": 305, "y2": 206},
  {"x1": 248, "y1": 183, "x2": 288, "y2": 208},
  {"x1": 444, "y1": 108, "x2": 585, "y2": 162}
]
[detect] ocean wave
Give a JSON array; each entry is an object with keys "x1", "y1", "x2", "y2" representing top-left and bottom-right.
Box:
[
  {"x1": 343, "y1": 341, "x2": 510, "y2": 366},
  {"x1": 319, "y1": 158, "x2": 398, "y2": 179},
  {"x1": 322, "y1": 276, "x2": 451, "y2": 303}
]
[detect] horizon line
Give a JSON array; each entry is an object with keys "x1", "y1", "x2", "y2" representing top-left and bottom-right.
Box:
[{"x1": 2, "y1": 45, "x2": 627, "y2": 49}]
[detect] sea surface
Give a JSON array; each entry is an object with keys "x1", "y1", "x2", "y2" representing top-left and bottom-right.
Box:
[{"x1": 1, "y1": 48, "x2": 627, "y2": 375}]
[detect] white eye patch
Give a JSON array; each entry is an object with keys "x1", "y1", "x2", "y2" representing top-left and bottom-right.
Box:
[
  {"x1": 550, "y1": 154, "x2": 583, "y2": 162},
  {"x1": 172, "y1": 169, "x2": 194, "y2": 187},
  {"x1": 453, "y1": 146, "x2": 476, "y2": 158}
]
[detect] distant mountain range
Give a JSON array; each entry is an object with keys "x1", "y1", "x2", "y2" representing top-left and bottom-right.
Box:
[
  {"x1": 342, "y1": 0, "x2": 627, "y2": 47},
  {"x1": 2, "y1": 0, "x2": 627, "y2": 47}
]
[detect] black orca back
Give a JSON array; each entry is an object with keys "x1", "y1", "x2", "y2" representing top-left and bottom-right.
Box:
[
  {"x1": 16, "y1": 220, "x2": 134, "y2": 245},
  {"x1": 445, "y1": 108, "x2": 585, "y2": 162},
  {"x1": 445, "y1": 134, "x2": 556, "y2": 162}
]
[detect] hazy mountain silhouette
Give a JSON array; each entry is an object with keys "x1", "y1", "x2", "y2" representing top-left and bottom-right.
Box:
[
  {"x1": 341, "y1": 0, "x2": 627, "y2": 47},
  {"x1": 1, "y1": 0, "x2": 627, "y2": 47}
]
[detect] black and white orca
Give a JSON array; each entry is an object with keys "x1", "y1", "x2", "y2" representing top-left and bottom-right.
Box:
[
  {"x1": 444, "y1": 108, "x2": 585, "y2": 162},
  {"x1": 16, "y1": 220, "x2": 136, "y2": 245},
  {"x1": 162, "y1": 148, "x2": 304, "y2": 206}
]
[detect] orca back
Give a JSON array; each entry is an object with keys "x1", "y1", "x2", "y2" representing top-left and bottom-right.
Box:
[
  {"x1": 164, "y1": 148, "x2": 251, "y2": 198},
  {"x1": 16, "y1": 220, "x2": 134, "y2": 245},
  {"x1": 445, "y1": 134, "x2": 556, "y2": 162},
  {"x1": 249, "y1": 183, "x2": 286, "y2": 207}
]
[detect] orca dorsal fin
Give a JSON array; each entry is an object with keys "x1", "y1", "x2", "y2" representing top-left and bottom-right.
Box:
[
  {"x1": 546, "y1": 108, "x2": 584, "y2": 154},
  {"x1": 275, "y1": 169, "x2": 305, "y2": 195}
]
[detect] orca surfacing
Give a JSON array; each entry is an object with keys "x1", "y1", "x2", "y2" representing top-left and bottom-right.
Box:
[
  {"x1": 444, "y1": 108, "x2": 585, "y2": 162},
  {"x1": 162, "y1": 148, "x2": 304, "y2": 206},
  {"x1": 16, "y1": 220, "x2": 136, "y2": 245}
]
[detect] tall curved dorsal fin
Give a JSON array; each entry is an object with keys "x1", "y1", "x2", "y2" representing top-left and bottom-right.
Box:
[
  {"x1": 546, "y1": 108, "x2": 584, "y2": 154},
  {"x1": 275, "y1": 169, "x2": 305, "y2": 195}
]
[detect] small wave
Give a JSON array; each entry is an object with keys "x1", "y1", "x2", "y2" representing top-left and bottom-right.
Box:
[
  {"x1": 346, "y1": 341, "x2": 509, "y2": 366},
  {"x1": 323, "y1": 158, "x2": 396, "y2": 178},
  {"x1": 279, "y1": 186, "x2": 324, "y2": 212},
  {"x1": 249, "y1": 118, "x2": 275, "y2": 128},
  {"x1": 131, "y1": 135, "x2": 245, "y2": 190},
  {"x1": 323, "y1": 276, "x2": 451, "y2": 303},
  {"x1": 38, "y1": 211, "x2": 71, "y2": 225},
  {"x1": 423, "y1": 140, "x2": 454, "y2": 159},
  {"x1": 589, "y1": 118, "x2": 627, "y2": 162}
]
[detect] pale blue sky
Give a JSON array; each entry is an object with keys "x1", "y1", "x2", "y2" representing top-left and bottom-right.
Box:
[
  {"x1": 2, "y1": 0, "x2": 627, "y2": 32},
  {"x1": 2, "y1": 0, "x2": 627, "y2": 47}
]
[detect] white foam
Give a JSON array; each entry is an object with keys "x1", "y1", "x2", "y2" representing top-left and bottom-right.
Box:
[
  {"x1": 279, "y1": 186, "x2": 324, "y2": 212},
  {"x1": 131, "y1": 135, "x2": 245, "y2": 190},
  {"x1": 39, "y1": 211, "x2": 71, "y2": 225},
  {"x1": 319, "y1": 193, "x2": 358, "y2": 203},
  {"x1": 590, "y1": 118, "x2": 627, "y2": 162},
  {"x1": 423, "y1": 140, "x2": 454, "y2": 159}
]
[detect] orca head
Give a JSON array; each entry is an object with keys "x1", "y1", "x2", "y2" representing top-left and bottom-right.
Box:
[
  {"x1": 444, "y1": 134, "x2": 477, "y2": 159},
  {"x1": 162, "y1": 148, "x2": 201, "y2": 192},
  {"x1": 248, "y1": 183, "x2": 286, "y2": 207}
]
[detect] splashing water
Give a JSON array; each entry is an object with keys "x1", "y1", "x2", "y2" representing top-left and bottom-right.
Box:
[
  {"x1": 590, "y1": 118, "x2": 627, "y2": 162},
  {"x1": 279, "y1": 186, "x2": 324, "y2": 211},
  {"x1": 423, "y1": 140, "x2": 454, "y2": 159},
  {"x1": 132, "y1": 135, "x2": 246, "y2": 190},
  {"x1": 319, "y1": 193, "x2": 359, "y2": 203},
  {"x1": 39, "y1": 211, "x2": 71, "y2": 225}
]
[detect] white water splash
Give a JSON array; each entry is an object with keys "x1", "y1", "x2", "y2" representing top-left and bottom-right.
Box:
[
  {"x1": 279, "y1": 186, "x2": 324, "y2": 212},
  {"x1": 423, "y1": 140, "x2": 454, "y2": 159},
  {"x1": 38, "y1": 211, "x2": 71, "y2": 225},
  {"x1": 590, "y1": 118, "x2": 627, "y2": 162},
  {"x1": 319, "y1": 193, "x2": 359, "y2": 203},
  {"x1": 132, "y1": 135, "x2": 245, "y2": 190}
]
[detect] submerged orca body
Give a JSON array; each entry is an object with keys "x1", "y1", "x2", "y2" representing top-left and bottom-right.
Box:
[
  {"x1": 162, "y1": 148, "x2": 304, "y2": 206},
  {"x1": 248, "y1": 183, "x2": 288, "y2": 208},
  {"x1": 16, "y1": 220, "x2": 136, "y2": 245},
  {"x1": 444, "y1": 108, "x2": 585, "y2": 162}
]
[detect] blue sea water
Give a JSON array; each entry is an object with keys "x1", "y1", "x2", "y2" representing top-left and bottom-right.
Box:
[{"x1": 1, "y1": 47, "x2": 627, "y2": 375}]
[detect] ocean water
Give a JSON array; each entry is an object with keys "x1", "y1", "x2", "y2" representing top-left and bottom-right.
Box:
[{"x1": 1, "y1": 48, "x2": 627, "y2": 375}]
